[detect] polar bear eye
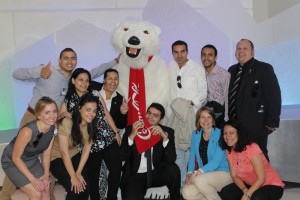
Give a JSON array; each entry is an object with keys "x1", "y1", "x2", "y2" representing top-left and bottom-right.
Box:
[
  {"x1": 143, "y1": 30, "x2": 149, "y2": 34},
  {"x1": 124, "y1": 28, "x2": 129, "y2": 31}
]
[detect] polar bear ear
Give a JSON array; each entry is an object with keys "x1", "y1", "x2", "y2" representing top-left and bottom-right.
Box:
[
  {"x1": 153, "y1": 25, "x2": 161, "y2": 36},
  {"x1": 115, "y1": 22, "x2": 121, "y2": 28}
]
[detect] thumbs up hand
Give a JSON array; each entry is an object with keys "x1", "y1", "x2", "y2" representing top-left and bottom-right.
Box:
[
  {"x1": 120, "y1": 97, "x2": 129, "y2": 114},
  {"x1": 40, "y1": 61, "x2": 52, "y2": 79}
]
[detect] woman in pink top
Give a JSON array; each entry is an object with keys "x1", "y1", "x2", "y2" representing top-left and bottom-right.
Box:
[{"x1": 219, "y1": 120, "x2": 284, "y2": 200}]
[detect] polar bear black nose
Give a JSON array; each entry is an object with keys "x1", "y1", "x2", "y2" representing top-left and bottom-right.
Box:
[{"x1": 128, "y1": 36, "x2": 140, "y2": 45}]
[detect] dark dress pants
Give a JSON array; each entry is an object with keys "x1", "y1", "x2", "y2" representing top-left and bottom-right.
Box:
[
  {"x1": 86, "y1": 141, "x2": 122, "y2": 200},
  {"x1": 121, "y1": 163, "x2": 181, "y2": 200},
  {"x1": 50, "y1": 153, "x2": 90, "y2": 200},
  {"x1": 219, "y1": 182, "x2": 284, "y2": 200}
]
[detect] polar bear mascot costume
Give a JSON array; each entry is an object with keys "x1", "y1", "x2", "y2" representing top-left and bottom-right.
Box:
[
  {"x1": 112, "y1": 20, "x2": 170, "y2": 115},
  {"x1": 112, "y1": 20, "x2": 170, "y2": 199},
  {"x1": 112, "y1": 20, "x2": 170, "y2": 152}
]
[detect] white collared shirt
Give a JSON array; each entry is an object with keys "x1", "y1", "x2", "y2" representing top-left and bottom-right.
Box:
[
  {"x1": 99, "y1": 87, "x2": 117, "y2": 111},
  {"x1": 168, "y1": 59, "x2": 207, "y2": 117}
]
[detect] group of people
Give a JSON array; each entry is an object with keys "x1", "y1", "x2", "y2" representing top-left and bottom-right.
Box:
[
  {"x1": 1, "y1": 48, "x2": 125, "y2": 200},
  {"x1": 166, "y1": 39, "x2": 283, "y2": 200},
  {"x1": 1, "y1": 38, "x2": 284, "y2": 200}
]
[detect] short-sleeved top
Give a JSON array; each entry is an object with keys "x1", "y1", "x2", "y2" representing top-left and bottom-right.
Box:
[
  {"x1": 51, "y1": 117, "x2": 89, "y2": 161},
  {"x1": 226, "y1": 143, "x2": 284, "y2": 188}
]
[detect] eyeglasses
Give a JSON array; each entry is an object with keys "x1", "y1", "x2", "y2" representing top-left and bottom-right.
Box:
[
  {"x1": 177, "y1": 76, "x2": 182, "y2": 89},
  {"x1": 33, "y1": 132, "x2": 43, "y2": 148}
]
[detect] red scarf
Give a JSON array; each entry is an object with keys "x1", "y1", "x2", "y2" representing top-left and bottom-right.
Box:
[{"x1": 127, "y1": 56, "x2": 161, "y2": 154}]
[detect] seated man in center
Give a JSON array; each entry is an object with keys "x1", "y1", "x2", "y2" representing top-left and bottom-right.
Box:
[{"x1": 119, "y1": 103, "x2": 180, "y2": 200}]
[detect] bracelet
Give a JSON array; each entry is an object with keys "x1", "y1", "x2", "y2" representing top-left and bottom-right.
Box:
[
  {"x1": 241, "y1": 186, "x2": 247, "y2": 191},
  {"x1": 193, "y1": 170, "x2": 198, "y2": 174},
  {"x1": 244, "y1": 193, "x2": 251, "y2": 199}
]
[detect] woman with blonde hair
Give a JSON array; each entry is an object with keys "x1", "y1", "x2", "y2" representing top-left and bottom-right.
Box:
[
  {"x1": 1, "y1": 97, "x2": 57, "y2": 200},
  {"x1": 182, "y1": 106, "x2": 232, "y2": 200}
]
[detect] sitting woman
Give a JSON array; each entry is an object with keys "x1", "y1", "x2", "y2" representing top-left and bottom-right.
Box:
[
  {"x1": 181, "y1": 106, "x2": 232, "y2": 200},
  {"x1": 1, "y1": 97, "x2": 57, "y2": 200},
  {"x1": 219, "y1": 120, "x2": 284, "y2": 200},
  {"x1": 50, "y1": 94, "x2": 98, "y2": 200}
]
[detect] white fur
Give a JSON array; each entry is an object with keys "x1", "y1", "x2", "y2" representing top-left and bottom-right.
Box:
[{"x1": 112, "y1": 20, "x2": 170, "y2": 109}]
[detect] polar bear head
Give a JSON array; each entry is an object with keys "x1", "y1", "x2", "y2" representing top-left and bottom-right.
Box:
[{"x1": 112, "y1": 20, "x2": 161, "y2": 69}]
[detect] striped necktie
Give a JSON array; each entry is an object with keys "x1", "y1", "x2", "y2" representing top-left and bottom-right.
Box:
[{"x1": 229, "y1": 67, "x2": 242, "y2": 119}]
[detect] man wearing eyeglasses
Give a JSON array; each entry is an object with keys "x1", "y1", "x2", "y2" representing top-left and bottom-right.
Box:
[
  {"x1": 167, "y1": 40, "x2": 207, "y2": 187},
  {"x1": 120, "y1": 103, "x2": 180, "y2": 200}
]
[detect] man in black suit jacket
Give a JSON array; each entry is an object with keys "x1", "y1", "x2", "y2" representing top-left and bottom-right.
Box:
[
  {"x1": 228, "y1": 39, "x2": 281, "y2": 159},
  {"x1": 119, "y1": 103, "x2": 180, "y2": 200}
]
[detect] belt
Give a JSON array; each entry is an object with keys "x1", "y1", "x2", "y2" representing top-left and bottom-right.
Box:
[{"x1": 27, "y1": 107, "x2": 35, "y2": 115}]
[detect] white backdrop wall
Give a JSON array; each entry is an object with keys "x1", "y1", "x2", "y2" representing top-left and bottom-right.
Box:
[{"x1": 1, "y1": 0, "x2": 300, "y2": 130}]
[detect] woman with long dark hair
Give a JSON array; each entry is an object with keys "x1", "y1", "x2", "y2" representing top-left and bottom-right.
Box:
[
  {"x1": 58, "y1": 68, "x2": 122, "y2": 200},
  {"x1": 219, "y1": 120, "x2": 284, "y2": 200},
  {"x1": 50, "y1": 94, "x2": 98, "y2": 200}
]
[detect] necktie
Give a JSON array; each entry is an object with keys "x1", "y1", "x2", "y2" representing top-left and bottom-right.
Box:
[
  {"x1": 145, "y1": 149, "x2": 152, "y2": 187},
  {"x1": 229, "y1": 67, "x2": 242, "y2": 119}
]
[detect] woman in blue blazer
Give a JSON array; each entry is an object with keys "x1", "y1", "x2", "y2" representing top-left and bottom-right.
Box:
[{"x1": 182, "y1": 107, "x2": 232, "y2": 200}]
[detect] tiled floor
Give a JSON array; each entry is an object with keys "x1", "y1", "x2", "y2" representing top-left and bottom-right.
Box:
[{"x1": 1, "y1": 182, "x2": 300, "y2": 199}]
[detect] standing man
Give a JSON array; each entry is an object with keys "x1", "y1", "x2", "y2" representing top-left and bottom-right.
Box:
[
  {"x1": 0, "y1": 48, "x2": 118, "y2": 200},
  {"x1": 167, "y1": 40, "x2": 207, "y2": 187},
  {"x1": 201, "y1": 44, "x2": 230, "y2": 128},
  {"x1": 228, "y1": 39, "x2": 281, "y2": 159},
  {"x1": 119, "y1": 103, "x2": 180, "y2": 200}
]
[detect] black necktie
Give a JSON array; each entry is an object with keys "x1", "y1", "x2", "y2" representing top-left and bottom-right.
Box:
[
  {"x1": 145, "y1": 149, "x2": 152, "y2": 187},
  {"x1": 229, "y1": 67, "x2": 242, "y2": 119}
]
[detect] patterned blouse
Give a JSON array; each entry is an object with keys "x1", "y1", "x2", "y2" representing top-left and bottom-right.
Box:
[
  {"x1": 199, "y1": 134, "x2": 209, "y2": 166},
  {"x1": 64, "y1": 89, "x2": 116, "y2": 153}
]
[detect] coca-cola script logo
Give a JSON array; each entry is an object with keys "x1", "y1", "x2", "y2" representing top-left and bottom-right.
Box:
[{"x1": 131, "y1": 82, "x2": 151, "y2": 140}]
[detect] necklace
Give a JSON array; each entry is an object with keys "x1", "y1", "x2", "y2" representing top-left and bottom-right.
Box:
[
  {"x1": 202, "y1": 131, "x2": 211, "y2": 141},
  {"x1": 234, "y1": 151, "x2": 241, "y2": 166}
]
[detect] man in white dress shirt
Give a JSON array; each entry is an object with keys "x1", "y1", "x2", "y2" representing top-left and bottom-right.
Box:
[{"x1": 167, "y1": 40, "x2": 207, "y2": 186}]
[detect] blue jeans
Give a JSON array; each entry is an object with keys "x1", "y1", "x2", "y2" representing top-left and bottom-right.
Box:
[{"x1": 175, "y1": 148, "x2": 190, "y2": 187}]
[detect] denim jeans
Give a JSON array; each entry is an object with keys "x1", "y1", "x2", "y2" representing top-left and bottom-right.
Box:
[{"x1": 175, "y1": 148, "x2": 190, "y2": 187}]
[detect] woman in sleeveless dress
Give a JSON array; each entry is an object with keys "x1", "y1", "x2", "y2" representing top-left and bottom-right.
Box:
[{"x1": 1, "y1": 97, "x2": 58, "y2": 200}]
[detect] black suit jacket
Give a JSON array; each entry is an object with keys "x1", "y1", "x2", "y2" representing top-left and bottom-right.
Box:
[
  {"x1": 228, "y1": 58, "x2": 281, "y2": 137},
  {"x1": 90, "y1": 81, "x2": 127, "y2": 129},
  {"x1": 119, "y1": 124, "x2": 176, "y2": 185}
]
